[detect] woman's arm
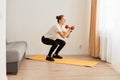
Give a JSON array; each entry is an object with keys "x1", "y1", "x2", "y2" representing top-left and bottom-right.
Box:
[
  {"x1": 66, "y1": 31, "x2": 72, "y2": 38},
  {"x1": 57, "y1": 28, "x2": 72, "y2": 38}
]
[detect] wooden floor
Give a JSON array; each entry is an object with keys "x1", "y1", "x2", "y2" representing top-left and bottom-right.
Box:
[{"x1": 7, "y1": 55, "x2": 120, "y2": 80}]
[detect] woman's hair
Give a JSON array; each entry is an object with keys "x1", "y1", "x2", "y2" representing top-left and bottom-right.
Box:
[{"x1": 56, "y1": 15, "x2": 64, "y2": 23}]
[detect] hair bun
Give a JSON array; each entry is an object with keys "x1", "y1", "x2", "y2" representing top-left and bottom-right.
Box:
[
  {"x1": 56, "y1": 16, "x2": 59, "y2": 19},
  {"x1": 56, "y1": 15, "x2": 64, "y2": 23}
]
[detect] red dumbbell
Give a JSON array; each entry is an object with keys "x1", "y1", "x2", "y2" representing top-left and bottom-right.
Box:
[
  {"x1": 71, "y1": 26, "x2": 75, "y2": 30},
  {"x1": 65, "y1": 25, "x2": 69, "y2": 29}
]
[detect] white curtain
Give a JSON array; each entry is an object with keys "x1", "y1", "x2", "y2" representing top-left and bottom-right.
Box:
[{"x1": 99, "y1": 0, "x2": 120, "y2": 71}]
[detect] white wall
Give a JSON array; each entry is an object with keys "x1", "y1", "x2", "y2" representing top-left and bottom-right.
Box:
[
  {"x1": 0, "y1": 0, "x2": 7, "y2": 80},
  {"x1": 6, "y1": 0, "x2": 91, "y2": 55}
]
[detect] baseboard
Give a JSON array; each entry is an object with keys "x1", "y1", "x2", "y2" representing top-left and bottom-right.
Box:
[
  {"x1": 26, "y1": 52, "x2": 89, "y2": 56},
  {"x1": 26, "y1": 54, "x2": 89, "y2": 57}
]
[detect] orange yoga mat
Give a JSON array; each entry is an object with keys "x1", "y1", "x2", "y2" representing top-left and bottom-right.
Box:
[{"x1": 26, "y1": 55, "x2": 98, "y2": 67}]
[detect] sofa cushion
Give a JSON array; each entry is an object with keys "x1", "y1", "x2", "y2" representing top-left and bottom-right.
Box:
[{"x1": 6, "y1": 41, "x2": 27, "y2": 63}]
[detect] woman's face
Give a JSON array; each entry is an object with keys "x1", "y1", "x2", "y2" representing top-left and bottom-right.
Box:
[{"x1": 59, "y1": 17, "x2": 66, "y2": 25}]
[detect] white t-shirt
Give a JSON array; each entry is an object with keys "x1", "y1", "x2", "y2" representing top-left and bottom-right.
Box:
[{"x1": 44, "y1": 24, "x2": 66, "y2": 40}]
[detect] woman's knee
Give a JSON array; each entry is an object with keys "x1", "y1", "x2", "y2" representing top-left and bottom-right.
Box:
[
  {"x1": 53, "y1": 42, "x2": 58, "y2": 47},
  {"x1": 63, "y1": 41, "x2": 66, "y2": 44},
  {"x1": 61, "y1": 41, "x2": 66, "y2": 46},
  {"x1": 55, "y1": 39, "x2": 66, "y2": 46}
]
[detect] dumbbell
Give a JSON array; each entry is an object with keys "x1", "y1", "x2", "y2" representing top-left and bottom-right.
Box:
[
  {"x1": 70, "y1": 26, "x2": 75, "y2": 30},
  {"x1": 65, "y1": 25, "x2": 69, "y2": 29}
]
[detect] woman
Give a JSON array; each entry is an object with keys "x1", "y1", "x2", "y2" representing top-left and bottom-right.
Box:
[{"x1": 41, "y1": 15, "x2": 73, "y2": 61}]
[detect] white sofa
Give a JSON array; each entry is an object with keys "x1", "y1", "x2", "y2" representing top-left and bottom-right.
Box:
[{"x1": 6, "y1": 41, "x2": 27, "y2": 75}]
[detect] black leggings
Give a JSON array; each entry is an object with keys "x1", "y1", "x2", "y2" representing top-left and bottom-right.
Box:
[{"x1": 41, "y1": 36, "x2": 66, "y2": 57}]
